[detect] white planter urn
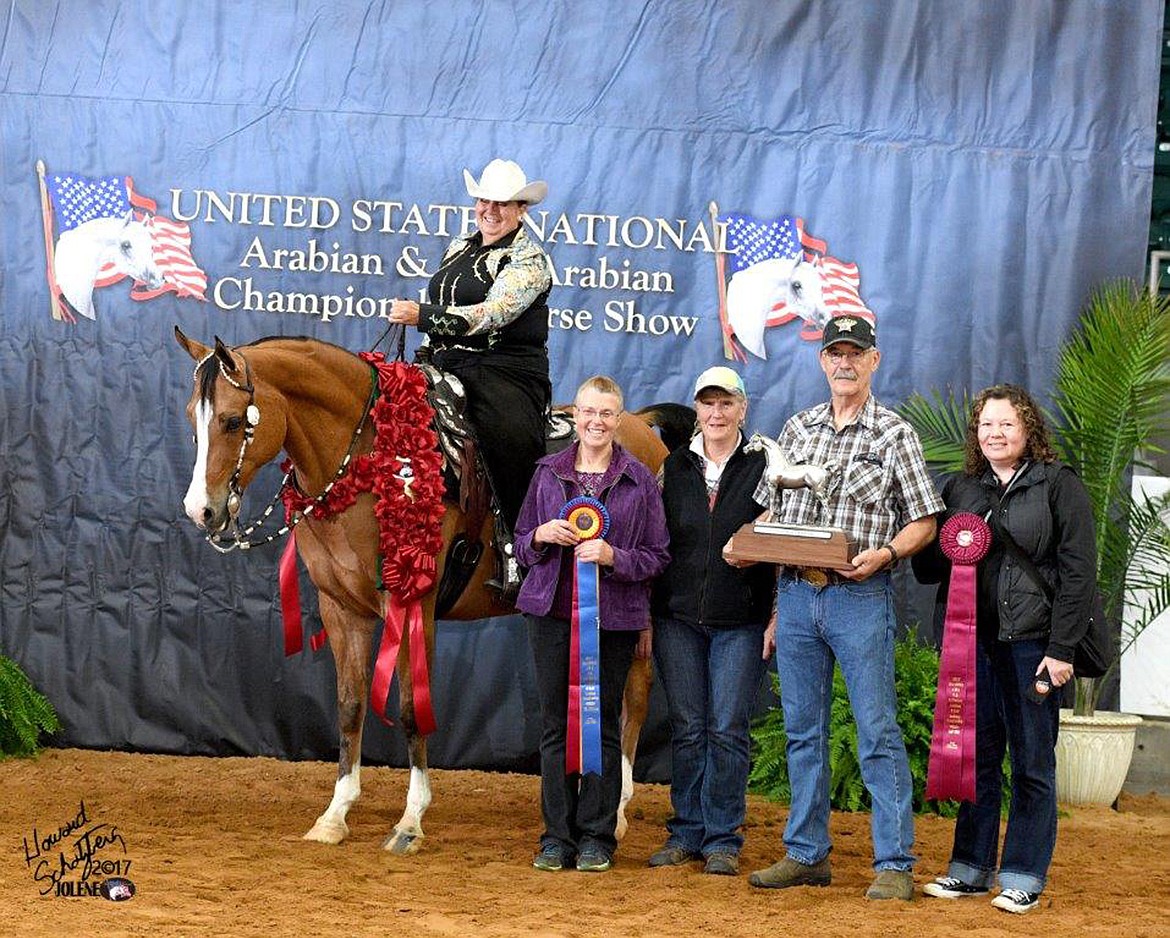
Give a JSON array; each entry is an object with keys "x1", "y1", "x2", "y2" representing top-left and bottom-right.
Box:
[{"x1": 1055, "y1": 708, "x2": 1143, "y2": 806}]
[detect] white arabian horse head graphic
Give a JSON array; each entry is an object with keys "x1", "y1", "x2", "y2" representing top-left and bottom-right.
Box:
[
  {"x1": 54, "y1": 211, "x2": 165, "y2": 320},
  {"x1": 726, "y1": 256, "x2": 830, "y2": 359}
]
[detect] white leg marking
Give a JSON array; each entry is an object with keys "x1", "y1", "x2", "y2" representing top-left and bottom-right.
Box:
[
  {"x1": 183, "y1": 400, "x2": 212, "y2": 523},
  {"x1": 384, "y1": 766, "x2": 431, "y2": 854},
  {"x1": 304, "y1": 762, "x2": 361, "y2": 845},
  {"x1": 616, "y1": 753, "x2": 634, "y2": 841}
]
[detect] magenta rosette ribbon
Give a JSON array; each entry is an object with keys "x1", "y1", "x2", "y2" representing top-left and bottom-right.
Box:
[{"x1": 925, "y1": 511, "x2": 991, "y2": 803}]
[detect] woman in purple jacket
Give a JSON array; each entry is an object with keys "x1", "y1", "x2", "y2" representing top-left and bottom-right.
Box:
[{"x1": 515, "y1": 374, "x2": 670, "y2": 874}]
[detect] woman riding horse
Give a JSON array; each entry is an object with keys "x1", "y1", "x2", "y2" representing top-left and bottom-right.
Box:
[{"x1": 388, "y1": 158, "x2": 552, "y2": 594}]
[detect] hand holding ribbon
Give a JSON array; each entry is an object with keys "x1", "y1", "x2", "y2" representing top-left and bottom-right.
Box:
[{"x1": 925, "y1": 511, "x2": 991, "y2": 803}]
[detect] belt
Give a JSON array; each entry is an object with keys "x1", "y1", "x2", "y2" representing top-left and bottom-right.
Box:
[{"x1": 782, "y1": 566, "x2": 847, "y2": 588}]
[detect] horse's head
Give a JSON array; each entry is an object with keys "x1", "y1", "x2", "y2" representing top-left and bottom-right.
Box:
[
  {"x1": 176, "y1": 328, "x2": 288, "y2": 536},
  {"x1": 743, "y1": 432, "x2": 768, "y2": 455},
  {"x1": 112, "y1": 212, "x2": 165, "y2": 291},
  {"x1": 786, "y1": 260, "x2": 830, "y2": 329}
]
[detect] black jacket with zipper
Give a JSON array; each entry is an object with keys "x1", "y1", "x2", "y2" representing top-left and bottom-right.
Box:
[
  {"x1": 652, "y1": 440, "x2": 776, "y2": 628},
  {"x1": 911, "y1": 460, "x2": 1096, "y2": 661}
]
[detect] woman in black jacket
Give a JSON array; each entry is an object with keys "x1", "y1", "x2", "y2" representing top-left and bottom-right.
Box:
[
  {"x1": 647, "y1": 366, "x2": 775, "y2": 876},
  {"x1": 913, "y1": 385, "x2": 1096, "y2": 914}
]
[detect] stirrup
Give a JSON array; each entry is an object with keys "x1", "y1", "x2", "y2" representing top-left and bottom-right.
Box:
[{"x1": 486, "y1": 546, "x2": 522, "y2": 598}]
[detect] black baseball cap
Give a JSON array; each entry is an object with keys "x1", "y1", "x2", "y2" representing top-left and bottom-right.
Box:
[{"x1": 820, "y1": 316, "x2": 876, "y2": 350}]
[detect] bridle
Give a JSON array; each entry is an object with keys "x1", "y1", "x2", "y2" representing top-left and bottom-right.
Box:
[{"x1": 194, "y1": 348, "x2": 377, "y2": 553}]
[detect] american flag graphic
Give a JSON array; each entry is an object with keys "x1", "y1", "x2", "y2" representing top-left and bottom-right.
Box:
[
  {"x1": 47, "y1": 170, "x2": 207, "y2": 301},
  {"x1": 718, "y1": 209, "x2": 873, "y2": 359}
]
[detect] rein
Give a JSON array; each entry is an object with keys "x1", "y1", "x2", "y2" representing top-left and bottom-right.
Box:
[{"x1": 197, "y1": 350, "x2": 379, "y2": 553}]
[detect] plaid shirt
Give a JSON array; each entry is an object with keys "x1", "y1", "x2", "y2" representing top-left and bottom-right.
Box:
[{"x1": 753, "y1": 396, "x2": 944, "y2": 549}]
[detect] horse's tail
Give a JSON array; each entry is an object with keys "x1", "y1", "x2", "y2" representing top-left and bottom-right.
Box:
[{"x1": 634, "y1": 402, "x2": 696, "y2": 453}]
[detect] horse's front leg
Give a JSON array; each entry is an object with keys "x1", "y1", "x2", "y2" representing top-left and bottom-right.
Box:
[
  {"x1": 304, "y1": 599, "x2": 374, "y2": 845},
  {"x1": 617, "y1": 654, "x2": 654, "y2": 841},
  {"x1": 382, "y1": 609, "x2": 435, "y2": 855}
]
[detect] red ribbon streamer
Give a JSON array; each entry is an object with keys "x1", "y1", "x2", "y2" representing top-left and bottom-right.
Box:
[
  {"x1": 926, "y1": 512, "x2": 991, "y2": 803},
  {"x1": 278, "y1": 531, "x2": 327, "y2": 655},
  {"x1": 371, "y1": 595, "x2": 436, "y2": 735},
  {"x1": 279, "y1": 532, "x2": 303, "y2": 656}
]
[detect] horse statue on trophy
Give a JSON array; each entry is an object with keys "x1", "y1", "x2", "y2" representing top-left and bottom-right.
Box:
[{"x1": 743, "y1": 432, "x2": 837, "y2": 521}]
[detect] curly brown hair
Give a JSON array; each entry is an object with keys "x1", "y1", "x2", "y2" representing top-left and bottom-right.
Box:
[{"x1": 963, "y1": 384, "x2": 1057, "y2": 476}]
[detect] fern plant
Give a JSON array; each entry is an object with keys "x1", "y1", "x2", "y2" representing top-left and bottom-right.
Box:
[
  {"x1": 749, "y1": 631, "x2": 989, "y2": 816},
  {"x1": 0, "y1": 655, "x2": 61, "y2": 757},
  {"x1": 899, "y1": 281, "x2": 1170, "y2": 715}
]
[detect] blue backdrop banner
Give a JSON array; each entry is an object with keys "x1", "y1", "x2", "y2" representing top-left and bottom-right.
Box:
[{"x1": 0, "y1": 1, "x2": 1161, "y2": 777}]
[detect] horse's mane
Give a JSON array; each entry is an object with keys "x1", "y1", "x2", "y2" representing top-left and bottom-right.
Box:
[{"x1": 196, "y1": 335, "x2": 368, "y2": 404}]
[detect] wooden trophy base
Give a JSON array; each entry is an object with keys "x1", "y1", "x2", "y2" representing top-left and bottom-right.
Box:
[{"x1": 722, "y1": 516, "x2": 858, "y2": 570}]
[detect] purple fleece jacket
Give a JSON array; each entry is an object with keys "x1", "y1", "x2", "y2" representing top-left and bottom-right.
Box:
[{"x1": 514, "y1": 442, "x2": 670, "y2": 629}]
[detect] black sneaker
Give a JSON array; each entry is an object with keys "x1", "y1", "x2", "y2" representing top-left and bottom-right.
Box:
[
  {"x1": 922, "y1": 876, "x2": 990, "y2": 899},
  {"x1": 575, "y1": 848, "x2": 612, "y2": 872},
  {"x1": 992, "y1": 888, "x2": 1040, "y2": 914},
  {"x1": 532, "y1": 843, "x2": 573, "y2": 872}
]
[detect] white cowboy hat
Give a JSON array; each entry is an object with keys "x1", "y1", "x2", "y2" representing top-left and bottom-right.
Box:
[{"x1": 462, "y1": 159, "x2": 547, "y2": 205}]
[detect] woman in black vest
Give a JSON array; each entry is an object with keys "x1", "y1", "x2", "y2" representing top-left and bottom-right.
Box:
[
  {"x1": 648, "y1": 366, "x2": 776, "y2": 876},
  {"x1": 389, "y1": 159, "x2": 552, "y2": 591},
  {"x1": 913, "y1": 385, "x2": 1096, "y2": 914}
]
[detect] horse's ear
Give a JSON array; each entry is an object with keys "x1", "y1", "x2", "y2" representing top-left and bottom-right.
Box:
[
  {"x1": 174, "y1": 326, "x2": 210, "y2": 361},
  {"x1": 213, "y1": 336, "x2": 241, "y2": 376}
]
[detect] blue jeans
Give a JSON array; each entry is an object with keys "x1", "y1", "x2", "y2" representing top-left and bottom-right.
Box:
[
  {"x1": 948, "y1": 637, "x2": 1059, "y2": 894},
  {"x1": 653, "y1": 617, "x2": 769, "y2": 856},
  {"x1": 773, "y1": 572, "x2": 915, "y2": 871}
]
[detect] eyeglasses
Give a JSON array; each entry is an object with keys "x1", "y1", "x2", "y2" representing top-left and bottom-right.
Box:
[
  {"x1": 576, "y1": 407, "x2": 620, "y2": 421},
  {"x1": 822, "y1": 348, "x2": 873, "y2": 364}
]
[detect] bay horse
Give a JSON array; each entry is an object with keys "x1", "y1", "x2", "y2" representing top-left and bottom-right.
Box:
[{"x1": 175, "y1": 329, "x2": 685, "y2": 852}]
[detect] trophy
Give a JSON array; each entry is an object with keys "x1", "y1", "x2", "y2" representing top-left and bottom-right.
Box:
[{"x1": 722, "y1": 433, "x2": 857, "y2": 569}]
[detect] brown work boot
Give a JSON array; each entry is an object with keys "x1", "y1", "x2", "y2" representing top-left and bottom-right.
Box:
[
  {"x1": 865, "y1": 869, "x2": 914, "y2": 900},
  {"x1": 748, "y1": 856, "x2": 831, "y2": 889}
]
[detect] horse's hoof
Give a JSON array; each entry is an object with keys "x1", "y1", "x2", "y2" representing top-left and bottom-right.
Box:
[
  {"x1": 615, "y1": 815, "x2": 629, "y2": 842},
  {"x1": 382, "y1": 829, "x2": 423, "y2": 855},
  {"x1": 303, "y1": 817, "x2": 348, "y2": 845}
]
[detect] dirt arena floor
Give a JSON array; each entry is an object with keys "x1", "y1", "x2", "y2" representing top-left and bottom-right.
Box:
[{"x1": 1, "y1": 749, "x2": 1166, "y2": 937}]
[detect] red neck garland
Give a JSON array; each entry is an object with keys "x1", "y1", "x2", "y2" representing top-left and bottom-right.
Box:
[{"x1": 280, "y1": 353, "x2": 446, "y2": 598}]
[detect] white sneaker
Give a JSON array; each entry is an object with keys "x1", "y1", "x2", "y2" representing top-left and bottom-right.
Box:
[
  {"x1": 922, "y1": 876, "x2": 990, "y2": 899},
  {"x1": 992, "y1": 888, "x2": 1040, "y2": 913}
]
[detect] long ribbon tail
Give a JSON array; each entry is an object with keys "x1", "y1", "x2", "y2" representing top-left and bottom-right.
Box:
[
  {"x1": 279, "y1": 531, "x2": 326, "y2": 655},
  {"x1": 926, "y1": 563, "x2": 979, "y2": 802},
  {"x1": 567, "y1": 571, "x2": 582, "y2": 774},
  {"x1": 371, "y1": 596, "x2": 436, "y2": 735},
  {"x1": 575, "y1": 558, "x2": 603, "y2": 776},
  {"x1": 406, "y1": 599, "x2": 436, "y2": 736},
  {"x1": 279, "y1": 532, "x2": 303, "y2": 656}
]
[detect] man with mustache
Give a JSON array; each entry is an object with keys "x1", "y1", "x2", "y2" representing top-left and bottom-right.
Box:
[{"x1": 748, "y1": 316, "x2": 944, "y2": 901}]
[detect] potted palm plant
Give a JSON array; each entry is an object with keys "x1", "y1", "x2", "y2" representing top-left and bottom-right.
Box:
[{"x1": 899, "y1": 280, "x2": 1170, "y2": 805}]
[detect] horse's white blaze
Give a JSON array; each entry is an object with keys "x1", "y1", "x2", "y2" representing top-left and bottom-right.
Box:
[{"x1": 183, "y1": 400, "x2": 213, "y2": 523}]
